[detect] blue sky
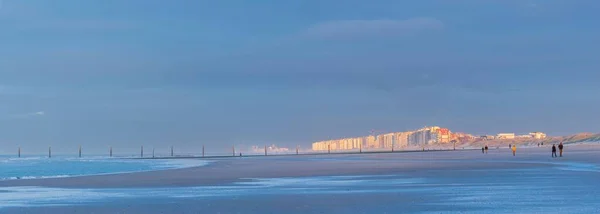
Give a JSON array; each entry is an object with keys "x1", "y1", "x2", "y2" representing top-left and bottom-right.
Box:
[{"x1": 1, "y1": 0, "x2": 599, "y2": 154}]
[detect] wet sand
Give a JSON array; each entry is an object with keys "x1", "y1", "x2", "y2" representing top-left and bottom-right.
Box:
[
  {"x1": 1, "y1": 144, "x2": 596, "y2": 188},
  {"x1": 1, "y1": 144, "x2": 599, "y2": 213}
]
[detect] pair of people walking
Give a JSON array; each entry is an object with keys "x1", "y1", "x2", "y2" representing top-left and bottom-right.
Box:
[
  {"x1": 481, "y1": 145, "x2": 488, "y2": 154},
  {"x1": 552, "y1": 142, "x2": 564, "y2": 158}
]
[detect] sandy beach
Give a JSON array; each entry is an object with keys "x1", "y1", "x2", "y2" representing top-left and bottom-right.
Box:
[
  {"x1": 1, "y1": 144, "x2": 599, "y2": 213},
  {"x1": 0, "y1": 148, "x2": 545, "y2": 188},
  {"x1": 1, "y1": 145, "x2": 596, "y2": 188}
]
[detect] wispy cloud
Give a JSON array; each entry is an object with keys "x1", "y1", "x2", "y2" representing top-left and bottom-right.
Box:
[
  {"x1": 302, "y1": 17, "x2": 443, "y2": 40},
  {"x1": 8, "y1": 111, "x2": 45, "y2": 119}
]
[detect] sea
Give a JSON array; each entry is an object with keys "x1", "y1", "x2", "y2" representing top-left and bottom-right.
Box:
[{"x1": 0, "y1": 155, "x2": 207, "y2": 180}]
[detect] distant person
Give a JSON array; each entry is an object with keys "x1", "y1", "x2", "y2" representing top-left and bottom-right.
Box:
[
  {"x1": 512, "y1": 145, "x2": 516, "y2": 156},
  {"x1": 509, "y1": 144, "x2": 512, "y2": 149},
  {"x1": 485, "y1": 145, "x2": 489, "y2": 154},
  {"x1": 552, "y1": 145, "x2": 557, "y2": 158},
  {"x1": 482, "y1": 147, "x2": 485, "y2": 153},
  {"x1": 537, "y1": 143, "x2": 540, "y2": 147},
  {"x1": 559, "y1": 142, "x2": 564, "y2": 157},
  {"x1": 239, "y1": 153, "x2": 242, "y2": 157}
]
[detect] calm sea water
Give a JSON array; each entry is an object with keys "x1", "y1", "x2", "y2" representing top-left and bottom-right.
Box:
[{"x1": 0, "y1": 155, "x2": 208, "y2": 180}]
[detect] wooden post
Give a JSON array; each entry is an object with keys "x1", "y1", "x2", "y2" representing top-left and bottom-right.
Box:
[
  {"x1": 296, "y1": 146, "x2": 299, "y2": 155},
  {"x1": 232, "y1": 145, "x2": 235, "y2": 157},
  {"x1": 171, "y1": 146, "x2": 174, "y2": 157},
  {"x1": 153, "y1": 148, "x2": 155, "y2": 158},
  {"x1": 264, "y1": 145, "x2": 267, "y2": 156},
  {"x1": 49, "y1": 146, "x2": 51, "y2": 158},
  {"x1": 141, "y1": 146, "x2": 144, "y2": 158},
  {"x1": 18, "y1": 147, "x2": 21, "y2": 158},
  {"x1": 110, "y1": 146, "x2": 113, "y2": 157},
  {"x1": 360, "y1": 143, "x2": 362, "y2": 153},
  {"x1": 202, "y1": 145, "x2": 205, "y2": 158},
  {"x1": 79, "y1": 145, "x2": 82, "y2": 158},
  {"x1": 328, "y1": 144, "x2": 331, "y2": 154}
]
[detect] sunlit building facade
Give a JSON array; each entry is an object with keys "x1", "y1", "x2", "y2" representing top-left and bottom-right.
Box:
[{"x1": 311, "y1": 126, "x2": 453, "y2": 151}]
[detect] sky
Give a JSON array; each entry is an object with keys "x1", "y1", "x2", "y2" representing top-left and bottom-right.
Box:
[{"x1": 1, "y1": 0, "x2": 599, "y2": 155}]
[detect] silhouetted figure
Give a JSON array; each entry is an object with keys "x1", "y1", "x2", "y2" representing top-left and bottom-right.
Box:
[
  {"x1": 509, "y1": 144, "x2": 512, "y2": 149},
  {"x1": 552, "y1": 145, "x2": 557, "y2": 158},
  {"x1": 239, "y1": 153, "x2": 242, "y2": 157},
  {"x1": 538, "y1": 143, "x2": 540, "y2": 147},
  {"x1": 512, "y1": 145, "x2": 516, "y2": 156},
  {"x1": 485, "y1": 145, "x2": 488, "y2": 154},
  {"x1": 559, "y1": 143, "x2": 564, "y2": 157},
  {"x1": 482, "y1": 147, "x2": 485, "y2": 153}
]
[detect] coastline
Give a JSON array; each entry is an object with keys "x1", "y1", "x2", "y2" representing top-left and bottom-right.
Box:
[
  {"x1": 2, "y1": 144, "x2": 597, "y2": 189},
  {"x1": 1, "y1": 144, "x2": 599, "y2": 213},
  {"x1": 133, "y1": 147, "x2": 469, "y2": 160},
  {"x1": 0, "y1": 157, "x2": 210, "y2": 181}
]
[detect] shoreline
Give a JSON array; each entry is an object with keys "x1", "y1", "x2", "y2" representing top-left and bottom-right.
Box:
[
  {"x1": 0, "y1": 148, "x2": 476, "y2": 183},
  {"x1": 2, "y1": 144, "x2": 598, "y2": 189},
  {"x1": 0, "y1": 148, "x2": 469, "y2": 183},
  {"x1": 132, "y1": 147, "x2": 472, "y2": 160},
  {"x1": 0, "y1": 148, "x2": 469, "y2": 160},
  {"x1": 1, "y1": 144, "x2": 599, "y2": 213},
  {"x1": 0, "y1": 157, "x2": 210, "y2": 182}
]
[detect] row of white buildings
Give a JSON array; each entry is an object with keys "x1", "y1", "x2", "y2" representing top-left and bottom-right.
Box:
[
  {"x1": 313, "y1": 128, "x2": 548, "y2": 151},
  {"x1": 312, "y1": 126, "x2": 454, "y2": 151}
]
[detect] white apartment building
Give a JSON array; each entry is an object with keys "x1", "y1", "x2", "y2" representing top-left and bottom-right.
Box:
[
  {"x1": 529, "y1": 132, "x2": 547, "y2": 139},
  {"x1": 497, "y1": 133, "x2": 516, "y2": 139}
]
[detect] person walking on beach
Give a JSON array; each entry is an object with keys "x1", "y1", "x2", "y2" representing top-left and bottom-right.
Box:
[
  {"x1": 482, "y1": 147, "x2": 485, "y2": 153},
  {"x1": 512, "y1": 145, "x2": 516, "y2": 156},
  {"x1": 552, "y1": 144, "x2": 557, "y2": 158},
  {"x1": 485, "y1": 145, "x2": 489, "y2": 154},
  {"x1": 509, "y1": 144, "x2": 512, "y2": 149},
  {"x1": 559, "y1": 142, "x2": 564, "y2": 157}
]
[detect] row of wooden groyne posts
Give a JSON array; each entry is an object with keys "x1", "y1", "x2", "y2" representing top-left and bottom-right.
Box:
[
  {"x1": 11, "y1": 144, "x2": 459, "y2": 159},
  {"x1": 12, "y1": 145, "x2": 305, "y2": 158}
]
